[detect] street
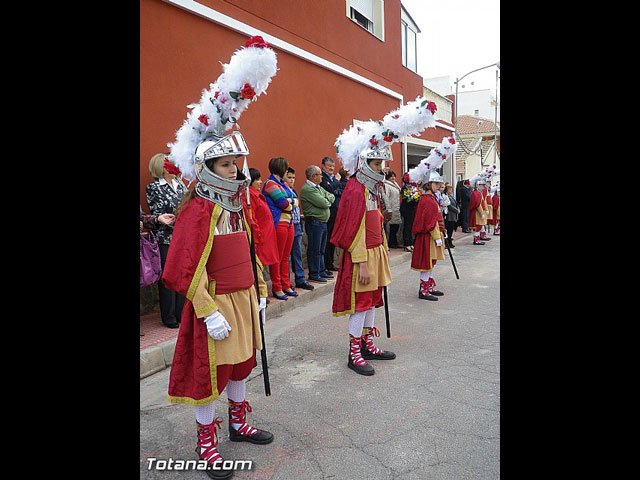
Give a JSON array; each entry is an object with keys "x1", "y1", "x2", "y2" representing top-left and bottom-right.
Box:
[{"x1": 141, "y1": 234, "x2": 500, "y2": 479}]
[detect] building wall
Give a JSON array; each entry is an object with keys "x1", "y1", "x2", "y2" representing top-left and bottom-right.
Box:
[
  {"x1": 455, "y1": 89, "x2": 500, "y2": 122},
  {"x1": 141, "y1": 0, "x2": 426, "y2": 209}
]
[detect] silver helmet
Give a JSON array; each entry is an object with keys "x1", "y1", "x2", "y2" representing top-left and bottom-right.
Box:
[
  {"x1": 193, "y1": 131, "x2": 250, "y2": 212},
  {"x1": 426, "y1": 170, "x2": 445, "y2": 183},
  {"x1": 354, "y1": 145, "x2": 391, "y2": 193}
]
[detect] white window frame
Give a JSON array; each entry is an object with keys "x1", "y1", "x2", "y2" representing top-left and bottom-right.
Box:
[{"x1": 345, "y1": 0, "x2": 385, "y2": 41}]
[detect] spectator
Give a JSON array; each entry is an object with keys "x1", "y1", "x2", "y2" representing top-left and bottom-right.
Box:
[
  {"x1": 247, "y1": 168, "x2": 280, "y2": 269},
  {"x1": 262, "y1": 157, "x2": 299, "y2": 300},
  {"x1": 319, "y1": 157, "x2": 344, "y2": 271},
  {"x1": 459, "y1": 179, "x2": 472, "y2": 232},
  {"x1": 300, "y1": 165, "x2": 335, "y2": 283},
  {"x1": 140, "y1": 205, "x2": 175, "y2": 336},
  {"x1": 338, "y1": 167, "x2": 350, "y2": 189},
  {"x1": 140, "y1": 204, "x2": 175, "y2": 233},
  {"x1": 442, "y1": 184, "x2": 460, "y2": 248},
  {"x1": 284, "y1": 167, "x2": 314, "y2": 291},
  {"x1": 145, "y1": 153, "x2": 187, "y2": 329},
  {"x1": 399, "y1": 172, "x2": 421, "y2": 252},
  {"x1": 382, "y1": 170, "x2": 401, "y2": 248}
]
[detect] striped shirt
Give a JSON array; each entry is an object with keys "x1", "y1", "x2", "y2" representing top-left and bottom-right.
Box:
[{"x1": 262, "y1": 175, "x2": 298, "y2": 227}]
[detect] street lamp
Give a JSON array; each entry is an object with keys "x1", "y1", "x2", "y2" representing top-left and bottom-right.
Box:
[{"x1": 453, "y1": 62, "x2": 500, "y2": 191}]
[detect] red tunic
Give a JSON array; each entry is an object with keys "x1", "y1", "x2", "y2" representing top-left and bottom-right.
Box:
[
  {"x1": 467, "y1": 190, "x2": 484, "y2": 228},
  {"x1": 331, "y1": 177, "x2": 385, "y2": 316},
  {"x1": 245, "y1": 187, "x2": 280, "y2": 266},
  {"x1": 162, "y1": 196, "x2": 259, "y2": 405},
  {"x1": 411, "y1": 193, "x2": 444, "y2": 271},
  {"x1": 492, "y1": 194, "x2": 500, "y2": 223}
]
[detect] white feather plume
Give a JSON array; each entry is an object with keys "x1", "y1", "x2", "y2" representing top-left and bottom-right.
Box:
[
  {"x1": 166, "y1": 38, "x2": 278, "y2": 181},
  {"x1": 335, "y1": 96, "x2": 439, "y2": 174},
  {"x1": 407, "y1": 136, "x2": 458, "y2": 183}
]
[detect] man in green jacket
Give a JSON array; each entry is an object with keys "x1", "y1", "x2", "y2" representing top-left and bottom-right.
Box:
[{"x1": 300, "y1": 165, "x2": 335, "y2": 283}]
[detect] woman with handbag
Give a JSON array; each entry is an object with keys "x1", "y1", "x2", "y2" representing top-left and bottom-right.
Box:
[
  {"x1": 146, "y1": 153, "x2": 187, "y2": 328},
  {"x1": 140, "y1": 206, "x2": 175, "y2": 335}
]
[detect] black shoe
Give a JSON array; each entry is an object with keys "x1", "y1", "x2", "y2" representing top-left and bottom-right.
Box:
[
  {"x1": 309, "y1": 276, "x2": 327, "y2": 283},
  {"x1": 347, "y1": 355, "x2": 375, "y2": 375},
  {"x1": 429, "y1": 290, "x2": 444, "y2": 297},
  {"x1": 481, "y1": 236, "x2": 491, "y2": 241},
  {"x1": 473, "y1": 240, "x2": 485, "y2": 245},
  {"x1": 295, "y1": 282, "x2": 314, "y2": 290},
  {"x1": 228, "y1": 425, "x2": 274, "y2": 445},
  {"x1": 164, "y1": 321, "x2": 180, "y2": 329},
  {"x1": 326, "y1": 264, "x2": 339, "y2": 272},
  {"x1": 419, "y1": 291, "x2": 438, "y2": 301},
  {"x1": 361, "y1": 348, "x2": 396, "y2": 360},
  {"x1": 320, "y1": 272, "x2": 334, "y2": 279}
]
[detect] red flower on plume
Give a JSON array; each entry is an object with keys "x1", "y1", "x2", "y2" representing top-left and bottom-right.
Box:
[
  {"x1": 198, "y1": 114, "x2": 209, "y2": 126},
  {"x1": 214, "y1": 91, "x2": 220, "y2": 99},
  {"x1": 426, "y1": 101, "x2": 438, "y2": 114},
  {"x1": 245, "y1": 36, "x2": 270, "y2": 49},
  {"x1": 383, "y1": 135, "x2": 393, "y2": 142},
  {"x1": 448, "y1": 137, "x2": 456, "y2": 144},
  {"x1": 393, "y1": 114, "x2": 399, "y2": 119},
  {"x1": 164, "y1": 159, "x2": 181, "y2": 176},
  {"x1": 369, "y1": 138, "x2": 378, "y2": 146},
  {"x1": 240, "y1": 83, "x2": 256, "y2": 100}
]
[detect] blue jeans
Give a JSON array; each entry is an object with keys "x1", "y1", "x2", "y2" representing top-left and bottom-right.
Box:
[
  {"x1": 305, "y1": 219, "x2": 328, "y2": 278},
  {"x1": 290, "y1": 222, "x2": 306, "y2": 285}
]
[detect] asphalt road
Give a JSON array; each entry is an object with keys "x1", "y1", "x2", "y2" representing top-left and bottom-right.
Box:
[{"x1": 141, "y1": 234, "x2": 500, "y2": 479}]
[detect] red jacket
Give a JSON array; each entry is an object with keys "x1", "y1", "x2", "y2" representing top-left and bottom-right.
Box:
[{"x1": 245, "y1": 187, "x2": 280, "y2": 266}]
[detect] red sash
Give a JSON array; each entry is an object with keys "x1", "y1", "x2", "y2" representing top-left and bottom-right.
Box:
[
  {"x1": 365, "y1": 210, "x2": 383, "y2": 249},
  {"x1": 206, "y1": 232, "x2": 254, "y2": 294}
]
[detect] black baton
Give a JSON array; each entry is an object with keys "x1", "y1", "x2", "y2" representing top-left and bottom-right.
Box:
[
  {"x1": 383, "y1": 285, "x2": 391, "y2": 338},
  {"x1": 444, "y1": 235, "x2": 460, "y2": 279},
  {"x1": 247, "y1": 211, "x2": 271, "y2": 396}
]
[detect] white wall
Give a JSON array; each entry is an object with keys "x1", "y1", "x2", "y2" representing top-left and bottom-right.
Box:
[{"x1": 456, "y1": 89, "x2": 500, "y2": 122}]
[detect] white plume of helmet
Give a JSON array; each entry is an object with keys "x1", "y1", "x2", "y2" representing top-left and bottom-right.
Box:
[
  {"x1": 334, "y1": 96, "x2": 440, "y2": 176},
  {"x1": 407, "y1": 136, "x2": 458, "y2": 184},
  {"x1": 469, "y1": 174, "x2": 484, "y2": 187},
  {"x1": 166, "y1": 36, "x2": 278, "y2": 183}
]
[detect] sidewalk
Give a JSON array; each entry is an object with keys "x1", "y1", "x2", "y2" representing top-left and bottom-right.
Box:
[{"x1": 140, "y1": 230, "x2": 473, "y2": 379}]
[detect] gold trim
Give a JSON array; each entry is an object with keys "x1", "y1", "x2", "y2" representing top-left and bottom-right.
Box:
[
  {"x1": 167, "y1": 394, "x2": 218, "y2": 406},
  {"x1": 186, "y1": 204, "x2": 222, "y2": 301}
]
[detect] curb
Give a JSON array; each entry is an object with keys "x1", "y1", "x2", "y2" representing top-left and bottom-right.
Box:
[{"x1": 139, "y1": 250, "x2": 412, "y2": 380}]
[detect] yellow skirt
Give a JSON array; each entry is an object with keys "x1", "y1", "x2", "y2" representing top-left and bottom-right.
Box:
[
  {"x1": 208, "y1": 286, "x2": 262, "y2": 366},
  {"x1": 354, "y1": 244, "x2": 392, "y2": 293}
]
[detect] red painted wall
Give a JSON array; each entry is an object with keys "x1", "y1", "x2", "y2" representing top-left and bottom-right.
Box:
[{"x1": 141, "y1": 0, "x2": 423, "y2": 209}]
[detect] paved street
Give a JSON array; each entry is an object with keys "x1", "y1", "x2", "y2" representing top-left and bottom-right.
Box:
[{"x1": 141, "y1": 234, "x2": 500, "y2": 479}]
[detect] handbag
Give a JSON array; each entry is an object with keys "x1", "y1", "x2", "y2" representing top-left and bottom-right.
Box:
[{"x1": 140, "y1": 230, "x2": 162, "y2": 287}]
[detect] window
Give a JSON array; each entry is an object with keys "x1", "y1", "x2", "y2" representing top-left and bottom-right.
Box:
[
  {"x1": 401, "y1": 21, "x2": 417, "y2": 73},
  {"x1": 346, "y1": 0, "x2": 385, "y2": 40},
  {"x1": 474, "y1": 109, "x2": 480, "y2": 116},
  {"x1": 350, "y1": 7, "x2": 373, "y2": 33}
]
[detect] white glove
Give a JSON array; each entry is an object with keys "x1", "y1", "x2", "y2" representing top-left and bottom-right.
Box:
[
  {"x1": 259, "y1": 297, "x2": 267, "y2": 312},
  {"x1": 486, "y1": 210, "x2": 490, "y2": 216},
  {"x1": 435, "y1": 238, "x2": 443, "y2": 247},
  {"x1": 481, "y1": 214, "x2": 485, "y2": 219},
  {"x1": 204, "y1": 311, "x2": 231, "y2": 340},
  {"x1": 259, "y1": 298, "x2": 267, "y2": 325}
]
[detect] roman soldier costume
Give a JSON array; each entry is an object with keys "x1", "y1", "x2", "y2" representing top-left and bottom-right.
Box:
[
  {"x1": 332, "y1": 96, "x2": 439, "y2": 375},
  {"x1": 491, "y1": 180, "x2": 500, "y2": 235},
  {"x1": 467, "y1": 174, "x2": 488, "y2": 245},
  {"x1": 162, "y1": 36, "x2": 277, "y2": 479},
  {"x1": 479, "y1": 165, "x2": 496, "y2": 239},
  {"x1": 407, "y1": 137, "x2": 457, "y2": 301}
]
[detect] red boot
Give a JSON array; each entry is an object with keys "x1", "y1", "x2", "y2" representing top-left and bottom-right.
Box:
[
  {"x1": 419, "y1": 280, "x2": 438, "y2": 301},
  {"x1": 196, "y1": 418, "x2": 233, "y2": 479},
  {"x1": 228, "y1": 399, "x2": 274, "y2": 444},
  {"x1": 360, "y1": 326, "x2": 396, "y2": 360},
  {"x1": 348, "y1": 334, "x2": 375, "y2": 375},
  {"x1": 473, "y1": 236, "x2": 485, "y2": 245},
  {"x1": 480, "y1": 230, "x2": 491, "y2": 241},
  {"x1": 427, "y1": 278, "x2": 444, "y2": 296}
]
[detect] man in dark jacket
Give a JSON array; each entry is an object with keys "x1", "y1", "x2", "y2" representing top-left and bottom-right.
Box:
[
  {"x1": 320, "y1": 157, "x2": 344, "y2": 271},
  {"x1": 459, "y1": 179, "x2": 472, "y2": 233}
]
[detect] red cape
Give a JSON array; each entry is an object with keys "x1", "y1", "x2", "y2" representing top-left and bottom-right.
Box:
[
  {"x1": 244, "y1": 187, "x2": 280, "y2": 266},
  {"x1": 467, "y1": 189, "x2": 483, "y2": 228},
  {"x1": 411, "y1": 193, "x2": 442, "y2": 270},
  {"x1": 330, "y1": 177, "x2": 367, "y2": 315}
]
